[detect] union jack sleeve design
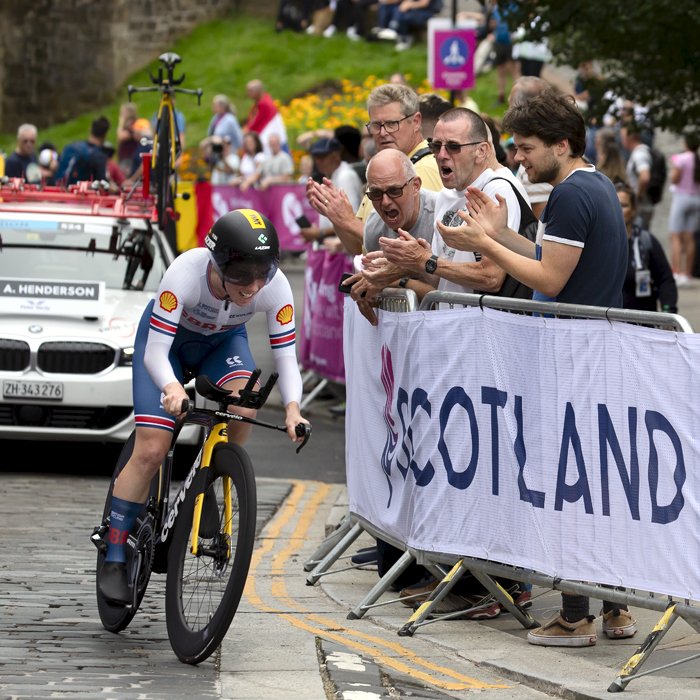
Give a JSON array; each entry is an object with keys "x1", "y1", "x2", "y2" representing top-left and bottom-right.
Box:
[
  {"x1": 149, "y1": 311, "x2": 179, "y2": 337},
  {"x1": 135, "y1": 414, "x2": 175, "y2": 431},
  {"x1": 269, "y1": 328, "x2": 296, "y2": 349}
]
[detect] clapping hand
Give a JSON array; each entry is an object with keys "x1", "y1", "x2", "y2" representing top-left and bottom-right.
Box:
[
  {"x1": 379, "y1": 228, "x2": 431, "y2": 271},
  {"x1": 436, "y1": 209, "x2": 489, "y2": 253},
  {"x1": 465, "y1": 187, "x2": 509, "y2": 241}
]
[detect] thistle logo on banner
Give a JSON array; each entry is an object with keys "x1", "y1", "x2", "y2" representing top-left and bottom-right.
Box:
[
  {"x1": 380, "y1": 344, "x2": 436, "y2": 508},
  {"x1": 380, "y1": 345, "x2": 399, "y2": 506}
]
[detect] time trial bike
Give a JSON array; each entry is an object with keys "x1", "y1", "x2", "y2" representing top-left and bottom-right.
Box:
[
  {"x1": 128, "y1": 52, "x2": 202, "y2": 231},
  {"x1": 91, "y1": 370, "x2": 311, "y2": 664}
]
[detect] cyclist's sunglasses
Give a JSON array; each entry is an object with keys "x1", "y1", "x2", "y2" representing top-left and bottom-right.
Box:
[
  {"x1": 365, "y1": 177, "x2": 415, "y2": 201},
  {"x1": 212, "y1": 251, "x2": 279, "y2": 287},
  {"x1": 427, "y1": 138, "x2": 485, "y2": 155}
]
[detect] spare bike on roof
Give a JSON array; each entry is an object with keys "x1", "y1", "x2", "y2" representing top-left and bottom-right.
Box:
[{"x1": 128, "y1": 52, "x2": 203, "y2": 231}]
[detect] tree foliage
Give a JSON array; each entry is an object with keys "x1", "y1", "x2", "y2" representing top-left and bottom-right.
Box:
[{"x1": 507, "y1": 0, "x2": 700, "y2": 133}]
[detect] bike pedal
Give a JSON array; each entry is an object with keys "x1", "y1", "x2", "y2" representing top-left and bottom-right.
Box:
[{"x1": 90, "y1": 526, "x2": 108, "y2": 554}]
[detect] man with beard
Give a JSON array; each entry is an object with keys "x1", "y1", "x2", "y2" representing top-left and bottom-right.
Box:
[{"x1": 438, "y1": 88, "x2": 631, "y2": 646}]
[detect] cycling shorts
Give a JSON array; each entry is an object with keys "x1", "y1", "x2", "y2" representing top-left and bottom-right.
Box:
[{"x1": 132, "y1": 299, "x2": 257, "y2": 432}]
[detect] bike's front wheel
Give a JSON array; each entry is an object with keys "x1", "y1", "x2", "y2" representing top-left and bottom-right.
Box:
[
  {"x1": 165, "y1": 443, "x2": 257, "y2": 664},
  {"x1": 154, "y1": 103, "x2": 174, "y2": 231}
]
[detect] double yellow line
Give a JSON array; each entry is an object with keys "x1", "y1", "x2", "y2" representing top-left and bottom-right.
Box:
[{"x1": 243, "y1": 480, "x2": 511, "y2": 692}]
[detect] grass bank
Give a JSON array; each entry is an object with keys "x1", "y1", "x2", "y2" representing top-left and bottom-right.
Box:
[{"x1": 0, "y1": 12, "x2": 505, "y2": 156}]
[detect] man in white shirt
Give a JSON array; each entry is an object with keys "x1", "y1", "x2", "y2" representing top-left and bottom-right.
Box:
[
  {"x1": 379, "y1": 108, "x2": 522, "y2": 296},
  {"x1": 300, "y1": 137, "x2": 364, "y2": 242},
  {"x1": 621, "y1": 122, "x2": 654, "y2": 228}
]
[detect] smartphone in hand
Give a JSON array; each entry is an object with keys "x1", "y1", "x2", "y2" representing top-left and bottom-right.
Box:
[
  {"x1": 338, "y1": 272, "x2": 354, "y2": 294},
  {"x1": 296, "y1": 215, "x2": 312, "y2": 229}
]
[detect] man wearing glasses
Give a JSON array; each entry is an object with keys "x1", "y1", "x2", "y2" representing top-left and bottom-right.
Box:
[
  {"x1": 5, "y1": 124, "x2": 39, "y2": 180},
  {"x1": 306, "y1": 84, "x2": 442, "y2": 256},
  {"x1": 380, "y1": 108, "x2": 523, "y2": 297}
]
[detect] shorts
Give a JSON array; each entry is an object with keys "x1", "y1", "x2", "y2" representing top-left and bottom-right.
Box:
[
  {"x1": 492, "y1": 41, "x2": 513, "y2": 67},
  {"x1": 669, "y1": 192, "x2": 700, "y2": 233},
  {"x1": 132, "y1": 299, "x2": 257, "y2": 432}
]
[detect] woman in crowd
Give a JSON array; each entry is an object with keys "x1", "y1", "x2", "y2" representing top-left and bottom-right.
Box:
[
  {"x1": 668, "y1": 133, "x2": 700, "y2": 286},
  {"x1": 616, "y1": 184, "x2": 677, "y2": 313},
  {"x1": 204, "y1": 95, "x2": 243, "y2": 152},
  {"x1": 594, "y1": 128, "x2": 626, "y2": 184},
  {"x1": 234, "y1": 131, "x2": 266, "y2": 191}
]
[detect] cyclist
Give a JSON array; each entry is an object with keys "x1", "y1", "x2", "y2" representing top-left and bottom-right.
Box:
[{"x1": 98, "y1": 208, "x2": 310, "y2": 606}]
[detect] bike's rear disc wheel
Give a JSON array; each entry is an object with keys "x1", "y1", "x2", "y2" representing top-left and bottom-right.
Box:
[
  {"x1": 155, "y1": 103, "x2": 173, "y2": 231},
  {"x1": 165, "y1": 443, "x2": 257, "y2": 664},
  {"x1": 96, "y1": 430, "x2": 158, "y2": 633}
]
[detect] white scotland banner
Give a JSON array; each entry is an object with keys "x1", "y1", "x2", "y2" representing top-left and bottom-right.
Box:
[{"x1": 344, "y1": 300, "x2": 700, "y2": 600}]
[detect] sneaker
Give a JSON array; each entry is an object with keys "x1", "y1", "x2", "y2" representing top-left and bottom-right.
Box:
[
  {"x1": 350, "y1": 546, "x2": 377, "y2": 566},
  {"x1": 97, "y1": 561, "x2": 130, "y2": 607},
  {"x1": 416, "y1": 593, "x2": 501, "y2": 620},
  {"x1": 376, "y1": 27, "x2": 398, "y2": 41},
  {"x1": 395, "y1": 37, "x2": 413, "y2": 51},
  {"x1": 322, "y1": 24, "x2": 337, "y2": 37},
  {"x1": 399, "y1": 575, "x2": 438, "y2": 606},
  {"x1": 305, "y1": 24, "x2": 316, "y2": 34},
  {"x1": 674, "y1": 272, "x2": 691, "y2": 287},
  {"x1": 528, "y1": 613, "x2": 597, "y2": 647},
  {"x1": 347, "y1": 26, "x2": 361, "y2": 41},
  {"x1": 499, "y1": 585, "x2": 532, "y2": 612},
  {"x1": 602, "y1": 608, "x2": 637, "y2": 639}
]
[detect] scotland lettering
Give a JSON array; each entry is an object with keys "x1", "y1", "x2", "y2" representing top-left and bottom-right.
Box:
[{"x1": 383, "y1": 373, "x2": 684, "y2": 526}]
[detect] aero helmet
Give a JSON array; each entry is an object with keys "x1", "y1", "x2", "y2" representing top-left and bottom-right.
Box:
[{"x1": 204, "y1": 209, "x2": 280, "y2": 286}]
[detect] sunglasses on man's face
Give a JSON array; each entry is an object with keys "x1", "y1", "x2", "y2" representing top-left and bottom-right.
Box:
[
  {"x1": 365, "y1": 177, "x2": 415, "y2": 201},
  {"x1": 427, "y1": 138, "x2": 484, "y2": 155}
]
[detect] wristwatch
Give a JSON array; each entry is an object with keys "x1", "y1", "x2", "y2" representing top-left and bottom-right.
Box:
[
  {"x1": 425, "y1": 254, "x2": 438, "y2": 274},
  {"x1": 398, "y1": 278, "x2": 409, "y2": 288}
]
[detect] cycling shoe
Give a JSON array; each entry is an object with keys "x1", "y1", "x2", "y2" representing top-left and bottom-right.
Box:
[
  {"x1": 198, "y1": 488, "x2": 220, "y2": 539},
  {"x1": 98, "y1": 561, "x2": 130, "y2": 607}
]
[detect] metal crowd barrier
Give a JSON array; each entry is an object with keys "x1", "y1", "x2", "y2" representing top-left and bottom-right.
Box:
[{"x1": 304, "y1": 289, "x2": 699, "y2": 693}]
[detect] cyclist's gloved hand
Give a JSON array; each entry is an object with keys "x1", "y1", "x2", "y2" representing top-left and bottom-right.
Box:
[
  {"x1": 284, "y1": 402, "x2": 310, "y2": 443},
  {"x1": 162, "y1": 382, "x2": 189, "y2": 418}
]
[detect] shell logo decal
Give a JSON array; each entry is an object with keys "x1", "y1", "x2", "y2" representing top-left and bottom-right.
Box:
[
  {"x1": 276, "y1": 304, "x2": 293, "y2": 325},
  {"x1": 159, "y1": 291, "x2": 178, "y2": 313}
]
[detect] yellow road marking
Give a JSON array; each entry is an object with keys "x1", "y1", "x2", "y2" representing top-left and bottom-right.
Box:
[
  {"x1": 244, "y1": 479, "x2": 512, "y2": 692},
  {"x1": 271, "y1": 482, "x2": 332, "y2": 574},
  {"x1": 280, "y1": 614, "x2": 506, "y2": 691},
  {"x1": 307, "y1": 614, "x2": 510, "y2": 688}
]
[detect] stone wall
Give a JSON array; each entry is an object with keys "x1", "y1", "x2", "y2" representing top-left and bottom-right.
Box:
[{"x1": 0, "y1": 0, "x2": 233, "y2": 132}]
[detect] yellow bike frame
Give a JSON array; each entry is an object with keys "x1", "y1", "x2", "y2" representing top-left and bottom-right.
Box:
[
  {"x1": 189, "y1": 422, "x2": 233, "y2": 556},
  {"x1": 152, "y1": 91, "x2": 178, "y2": 173}
]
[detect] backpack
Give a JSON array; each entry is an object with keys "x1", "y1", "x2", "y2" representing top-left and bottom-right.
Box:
[
  {"x1": 55, "y1": 141, "x2": 95, "y2": 185},
  {"x1": 483, "y1": 177, "x2": 539, "y2": 299},
  {"x1": 410, "y1": 147, "x2": 432, "y2": 165},
  {"x1": 647, "y1": 147, "x2": 667, "y2": 204}
]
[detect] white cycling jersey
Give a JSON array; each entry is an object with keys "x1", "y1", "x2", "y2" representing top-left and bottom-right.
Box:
[{"x1": 145, "y1": 247, "x2": 301, "y2": 406}]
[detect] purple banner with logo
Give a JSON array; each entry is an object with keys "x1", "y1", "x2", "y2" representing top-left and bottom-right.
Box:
[
  {"x1": 299, "y1": 248, "x2": 352, "y2": 383},
  {"x1": 212, "y1": 185, "x2": 318, "y2": 251},
  {"x1": 431, "y1": 28, "x2": 476, "y2": 90}
]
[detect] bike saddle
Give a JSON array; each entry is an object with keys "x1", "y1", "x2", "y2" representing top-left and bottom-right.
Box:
[
  {"x1": 195, "y1": 375, "x2": 232, "y2": 402},
  {"x1": 159, "y1": 52, "x2": 182, "y2": 67}
]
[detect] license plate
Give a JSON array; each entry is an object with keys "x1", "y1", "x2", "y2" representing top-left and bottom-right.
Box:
[{"x1": 3, "y1": 380, "x2": 63, "y2": 401}]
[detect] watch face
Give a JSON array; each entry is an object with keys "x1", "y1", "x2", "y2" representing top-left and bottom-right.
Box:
[{"x1": 425, "y1": 255, "x2": 438, "y2": 274}]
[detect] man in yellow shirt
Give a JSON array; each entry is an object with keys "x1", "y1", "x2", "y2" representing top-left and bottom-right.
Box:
[{"x1": 307, "y1": 83, "x2": 442, "y2": 255}]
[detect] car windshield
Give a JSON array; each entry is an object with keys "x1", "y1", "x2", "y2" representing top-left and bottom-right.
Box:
[{"x1": 0, "y1": 220, "x2": 168, "y2": 292}]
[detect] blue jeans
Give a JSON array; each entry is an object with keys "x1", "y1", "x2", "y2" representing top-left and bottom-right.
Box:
[{"x1": 384, "y1": 6, "x2": 435, "y2": 38}]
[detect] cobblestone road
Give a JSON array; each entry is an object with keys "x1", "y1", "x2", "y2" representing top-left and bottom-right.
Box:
[{"x1": 0, "y1": 473, "x2": 290, "y2": 700}]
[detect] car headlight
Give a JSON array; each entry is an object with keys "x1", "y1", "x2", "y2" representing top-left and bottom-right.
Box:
[{"x1": 118, "y1": 347, "x2": 135, "y2": 366}]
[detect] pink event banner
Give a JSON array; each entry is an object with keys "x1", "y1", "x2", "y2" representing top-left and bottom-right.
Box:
[
  {"x1": 211, "y1": 185, "x2": 318, "y2": 251},
  {"x1": 432, "y1": 29, "x2": 476, "y2": 90},
  {"x1": 299, "y1": 248, "x2": 352, "y2": 383}
]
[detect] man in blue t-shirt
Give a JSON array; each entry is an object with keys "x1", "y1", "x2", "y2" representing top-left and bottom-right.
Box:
[
  {"x1": 5, "y1": 124, "x2": 39, "y2": 181},
  {"x1": 434, "y1": 88, "x2": 632, "y2": 649}
]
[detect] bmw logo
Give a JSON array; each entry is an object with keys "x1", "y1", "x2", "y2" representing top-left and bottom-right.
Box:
[{"x1": 29, "y1": 325, "x2": 43, "y2": 333}]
